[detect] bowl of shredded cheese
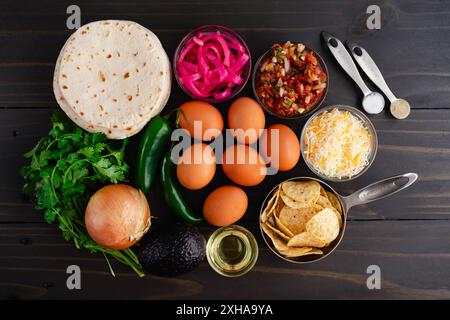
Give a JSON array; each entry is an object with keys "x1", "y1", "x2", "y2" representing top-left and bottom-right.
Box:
[{"x1": 301, "y1": 105, "x2": 377, "y2": 182}]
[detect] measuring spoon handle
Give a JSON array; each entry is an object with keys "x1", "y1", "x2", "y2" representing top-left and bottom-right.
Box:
[
  {"x1": 342, "y1": 173, "x2": 418, "y2": 210},
  {"x1": 322, "y1": 31, "x2": 371, "y2": 96},
  {"x1": 346, "y1": 41, "x2": 397, "y2": 102}
]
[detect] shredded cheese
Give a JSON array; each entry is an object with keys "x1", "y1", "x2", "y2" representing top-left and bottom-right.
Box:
[{"x1": 303, "y1": 108, "x2": 372, "y2": 179}]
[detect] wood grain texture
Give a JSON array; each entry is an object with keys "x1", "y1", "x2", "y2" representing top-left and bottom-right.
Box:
[
  {"x1": 1, "y1": 221, "x2": 450, "y2": 300},
  {"x1": 0, "y1": 0, "x2": 449, "y2": 300},
  {"x1": 1, "y1": 0, "x2": 450, "y2": 109}
]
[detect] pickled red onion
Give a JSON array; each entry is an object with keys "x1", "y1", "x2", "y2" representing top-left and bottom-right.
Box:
[{"x1": 176, "y1": 30, "x2": 249, "y2": 100}]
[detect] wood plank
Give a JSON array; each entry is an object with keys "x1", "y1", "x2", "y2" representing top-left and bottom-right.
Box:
[
  {"x1": 0, "y1": 220, "x2": 449, "y2": 299},
  {"x1": 1, "y1": 0, "x2": 449, "y2": 301},
  {"x1": 1, "y1": 108, "x2": 449, "y2": 222}
]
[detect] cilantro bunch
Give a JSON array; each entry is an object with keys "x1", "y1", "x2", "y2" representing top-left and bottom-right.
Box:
[{"x1": 21, "y1": 111, "x2": 144, "y2": 277}]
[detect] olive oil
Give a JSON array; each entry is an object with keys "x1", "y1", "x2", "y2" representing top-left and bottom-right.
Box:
[{"x1": 206, "y1": 225, "x2": 258, "y2": 277}]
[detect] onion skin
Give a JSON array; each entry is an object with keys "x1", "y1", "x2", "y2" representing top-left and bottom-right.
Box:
[{"x1": 85, "y1": 184, "x2": 151, "y2": 250}]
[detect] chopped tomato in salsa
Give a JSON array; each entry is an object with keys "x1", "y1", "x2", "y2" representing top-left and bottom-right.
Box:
[{"x1": 256, "y1": 42, "x2": 327, "y2": 117}]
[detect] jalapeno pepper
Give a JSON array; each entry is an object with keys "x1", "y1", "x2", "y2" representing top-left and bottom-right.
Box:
[
  {"x1": 135, "y1": 115, "x2": 172, "y2": 194},
  {"x1": 161, "y1": 151, "x2": 203, "y2": 224}
]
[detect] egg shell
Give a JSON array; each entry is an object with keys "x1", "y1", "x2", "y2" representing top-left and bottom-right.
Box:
[
  {"x1": 203, "y1": 185, "x2": 248, "y2": 226},
  {"x1": 179, "y1": 101, "x2": 224, "y2": 141},
  {"x1": 177, "y1": 143, "x2": 216, "y2": 190},
  {"x1": 260, "y1": 124, "x2": 300, "y2": 171},
  {"x1": 228, "y1": 97, "x2": 265, "y2": 145},
  {"x1": 222, "y1": 144, "x2": 266, "y2": 186}
]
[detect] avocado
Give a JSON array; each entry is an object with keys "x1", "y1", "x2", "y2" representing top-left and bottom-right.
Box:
[{"x1": 137, "y1": 224, "x2": 206, "y2": 276}]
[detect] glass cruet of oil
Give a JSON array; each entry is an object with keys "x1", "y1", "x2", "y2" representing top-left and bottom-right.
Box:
[{"x1": 206, "y1": 225, "x2": 258, "y2": 277}]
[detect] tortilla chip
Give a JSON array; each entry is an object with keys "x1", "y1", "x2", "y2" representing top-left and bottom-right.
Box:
[
  {"x1": 265, "y1": 221, "x2": 291, "y2": 241},
  {"x1": 280, "y1": 191, "x2": 308, "y2": 209},
  {"x1": 282, "y1": 247, "x2": 324, "y2": 258},
  {"x1": 320, "y1": 186, "x2": 327, "y2": 197},
  {"x1": 261, "y1": 189, "x2": 280, "y2": 223},
  {"x1": 316, "y1": 195, "x2": 333, "y2": 210},
  {"x1": 331, "y1": 208, "x2": 342, "y2": 227},
  {"x1": 281, "y1": 180, "x2": 321, "y2": 206},
  {"x1": 274, "y1": 214, "x2": 295, "y2": 238},
  {"x1": 274, "y1": 195, "x2": 285, "y2": 215},
  {"x1": 304, "y1": 248, "x2": 324, "y2": 256},
  {"x1": 288, "y1": 231, "x2": 328, "y2": 248},
  {"x1": 306, "y1": 208, "x2": 340, "y2": 243},
  {"x1": 280, "y1": 247, "x2": 313, "y2": 257},
  {"x1": 261, "y1": 223, "x2": 289, "y2": 251},
  {"x1": 326, "y1": 191, "x2": 343, "y2": 215},
  {"x1": 279, "y1": 206, "x2": 317, "y2": 235}
]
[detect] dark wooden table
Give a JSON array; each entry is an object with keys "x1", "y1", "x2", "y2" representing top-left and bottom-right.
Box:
[{"x1": 1, "y1": 0, "x2": 450, "y2": 300}]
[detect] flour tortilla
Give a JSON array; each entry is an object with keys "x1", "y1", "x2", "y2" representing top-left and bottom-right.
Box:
[
  {"x1": 54, "y1": 55, "x2": 153, "y2": 139},
  {"x1": 53, "y1": 20, "x2": 171, "y2": 139}
]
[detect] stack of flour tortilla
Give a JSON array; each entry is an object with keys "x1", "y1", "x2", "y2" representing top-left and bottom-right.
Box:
[{"x1": 53, "y1": 20, "x2": 171, "y2": 139}]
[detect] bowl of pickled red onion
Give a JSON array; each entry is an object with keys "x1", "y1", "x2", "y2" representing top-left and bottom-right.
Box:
[{"x1": 174, "y1": 25, "x2": 252, "y2": 103}]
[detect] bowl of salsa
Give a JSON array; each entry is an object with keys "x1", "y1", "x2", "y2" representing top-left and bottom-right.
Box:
[{"x1": 252, "y1": 42, "x2": 328, "y2": 119}]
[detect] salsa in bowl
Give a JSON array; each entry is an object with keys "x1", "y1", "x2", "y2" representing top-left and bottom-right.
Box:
[{"x1": 252, "y1": 42, "x2": 328, "y2": 119}]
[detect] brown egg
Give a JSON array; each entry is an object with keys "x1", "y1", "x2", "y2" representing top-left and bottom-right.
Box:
[
  {"x1": 228, "y1": 97, "x2": 266, "y2": 144},
  {"x1": 179, "y1": 101, "x2": 224, "y2": 141},
  {"x1": 177, "y1": 143, "x2": 216, "y2": 190},
  {"x1": 222, "y1": 144, "x2": 266, "y2": 186},
  {"x1": 260, "y1": 124, "x2": 300, "y2": 171},
  {"x1": 203, "y1": 185, "x2": 248, "y2": 226}
]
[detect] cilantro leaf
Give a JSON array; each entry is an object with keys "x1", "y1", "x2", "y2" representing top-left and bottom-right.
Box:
[
  {"x1": 78, "y1": 146, "x2": 96, "y2": 160},
  {"x1": 44, "y1": 208, "x2": 58, "y2": 224},
  {"x1": 35, "y1": 178, "x2": 58, "y2": 210},
  {"x1": 91, "y1": 132, "x2": 107, "y2": 144},
  {"x1": 94, "y1": 143, "x2": 107, "y2": 153},
  {"x1": 49, "y1": 122, "x2": 64, "y2": 138}
]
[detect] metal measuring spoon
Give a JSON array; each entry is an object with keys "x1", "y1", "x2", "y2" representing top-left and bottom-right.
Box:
[
  {"x1": 346, "y1": 41, "x2": 411, "y2": 120},
  {"x1": 322, "y1": 32, "x2": 385, "y2": 114}
]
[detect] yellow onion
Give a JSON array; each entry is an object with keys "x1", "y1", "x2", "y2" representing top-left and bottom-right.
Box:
[{"x1": 85, "y1": 184, "x2": 151, "y2": 250}]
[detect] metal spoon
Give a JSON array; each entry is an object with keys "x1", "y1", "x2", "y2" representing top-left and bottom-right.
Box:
[
  {"x1": 346, "y1": 41, "x2": 411, "y2": 119},
  {"x1": 322, "y1": 31, "x2": 385, "y2": 114}
]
